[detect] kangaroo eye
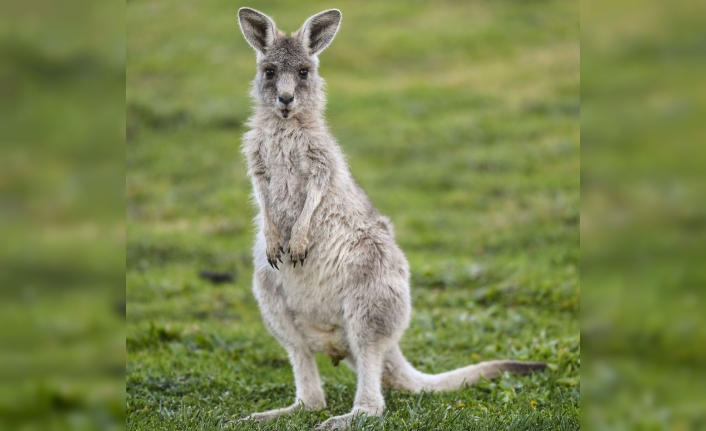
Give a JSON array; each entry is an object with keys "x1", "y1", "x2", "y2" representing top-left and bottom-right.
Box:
[
  {"x1": 265, "y1": 69, "x2": 275, "y2": 79},
  {"x1": 299, "y1": 69, "x2": 309, "y2": 79}
]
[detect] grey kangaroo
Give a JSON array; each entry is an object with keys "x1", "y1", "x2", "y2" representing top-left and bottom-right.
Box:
[{"x1": 237, "y1": 7, "x2": 546, "y2": 430}]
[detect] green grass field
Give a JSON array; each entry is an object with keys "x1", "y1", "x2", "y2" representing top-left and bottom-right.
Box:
[{"x1": 126, "y1": 0, "x2": 579, "y2": 429}]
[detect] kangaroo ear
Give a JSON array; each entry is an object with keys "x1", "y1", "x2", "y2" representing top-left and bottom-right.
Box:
[
  {"x1": 238, "y1": 7, "x2": 277, "y2": 54},
  {"x1": 298, "y1": 9, "x2": 342, "y2": 56}
]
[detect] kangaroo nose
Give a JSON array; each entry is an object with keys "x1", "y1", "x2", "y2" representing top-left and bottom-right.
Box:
[{"x1": 278, "y1": 95, "x2": 294, "y2": 105}]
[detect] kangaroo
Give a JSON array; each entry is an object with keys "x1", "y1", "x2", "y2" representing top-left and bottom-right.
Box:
[{"x1": 237, "y1": 7, "x2": 546, "y2": 430}]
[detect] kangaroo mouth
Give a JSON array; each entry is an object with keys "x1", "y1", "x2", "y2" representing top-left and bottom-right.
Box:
[{"x1": 281, "y1": 109, "x2": 290, "y2": 118}]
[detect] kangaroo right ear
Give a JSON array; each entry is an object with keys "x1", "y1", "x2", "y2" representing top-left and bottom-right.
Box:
[{"x1": 238, "y1": 7, "x2": 277, "y2": 55}]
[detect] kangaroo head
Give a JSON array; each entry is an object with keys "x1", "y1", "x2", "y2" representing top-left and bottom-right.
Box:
[{"x1": 238, "y1": 8, "x2": 342, "y2": 120}]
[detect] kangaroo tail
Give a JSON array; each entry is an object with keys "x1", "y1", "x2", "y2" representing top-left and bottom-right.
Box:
[{"x1": 382, "y1": 344, "x2": 546, "y2": 393}]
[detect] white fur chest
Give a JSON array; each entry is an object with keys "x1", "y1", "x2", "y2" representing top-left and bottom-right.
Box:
[
  {"x1": 260, "y1": 126, "x2": 309, "y2": 241},
  {"x1": 261, "y1": 127, "x2": 303, "y2": 174}
]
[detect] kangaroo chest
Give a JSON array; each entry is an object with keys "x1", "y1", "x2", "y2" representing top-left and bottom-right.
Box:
[{"x1": 261, "y1": 132, "x2": 308, "y2": 241}]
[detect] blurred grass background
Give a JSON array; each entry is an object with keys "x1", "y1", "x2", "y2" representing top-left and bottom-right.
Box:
[
  {"x1": 1, "y1": 0, "x2": 704, "y2": 428},
  {"x1": 127, "y1": 0, "x2": 579, "y2": 430},
  {"x1": 581, "y1": 0, "x2": 706, "y2": 429},
  {"x1": 0, "y1": 0, "x2": 125, "y2": 430}
]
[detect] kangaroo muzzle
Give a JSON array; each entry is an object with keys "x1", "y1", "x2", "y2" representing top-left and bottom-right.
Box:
[{"x1": 276, "y1": 75, "x2": 296, "y2": 118}]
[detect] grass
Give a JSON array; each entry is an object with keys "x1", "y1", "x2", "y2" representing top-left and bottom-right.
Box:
[
  {"x1": 0, "y1": 1, "x2": 125, "y2": 429},
  {"x1": 126, "y1": 0, "x2": 579, "y2": 429},
  {"x1": 581, "y1": 1, "x2": 706, "y2": 427}
]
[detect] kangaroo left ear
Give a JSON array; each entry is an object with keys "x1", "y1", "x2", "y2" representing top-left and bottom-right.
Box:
[{"x1": 297, "y1": 9, "x2": 342, "y2": 56}]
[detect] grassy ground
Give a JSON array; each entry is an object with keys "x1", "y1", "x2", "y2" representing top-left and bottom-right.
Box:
[
  {"x1": 126, "y1": 0, "x2": 579, "y2": 429},
  {"x1": 0, "y1": 1, "x2": 125, "y2": 429},
  {"x1": 581, "y1": 1, "x2": 706, "y2": 428}
]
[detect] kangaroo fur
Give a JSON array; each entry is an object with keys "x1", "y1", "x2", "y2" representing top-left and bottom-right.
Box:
[{"x1": 236, "y1": 7, "x2": 546, "y2": 430}]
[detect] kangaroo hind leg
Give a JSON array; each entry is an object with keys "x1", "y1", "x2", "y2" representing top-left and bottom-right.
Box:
[{"x1": 244, "y1": 270, "x2": 326, "y2": 421}]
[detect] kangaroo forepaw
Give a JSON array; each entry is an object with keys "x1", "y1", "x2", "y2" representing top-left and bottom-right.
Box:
[
  {"x1": 289, "y1": 236, "x2": 309, "y2": 267},
  {"x1": 265, "y1": 237, "x2": 283, "y2": 270}
]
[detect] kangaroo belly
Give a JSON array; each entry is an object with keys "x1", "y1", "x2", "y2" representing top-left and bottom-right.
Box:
[
  {"x1": 300, "y1": 323, "x2": 349, "y2": 366},
  {"x1": 288, "y1": 296, "x2": 349, "y2": 364},
  {"x1": 280, "y1": 272, "x2": 352, "y2": 364}
]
